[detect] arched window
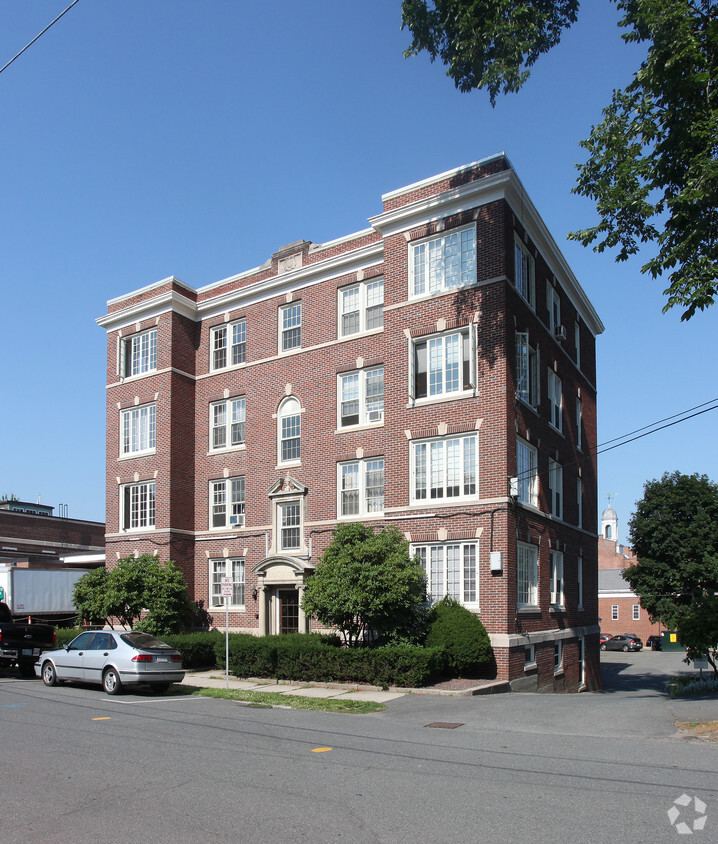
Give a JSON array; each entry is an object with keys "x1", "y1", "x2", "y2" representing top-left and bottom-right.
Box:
[
  {"x1": 605, "y1": 524, "x2": 612, "y2": 539},
  {"x1": 278, "y1": 397, "x2": 301, "y2": 464}
]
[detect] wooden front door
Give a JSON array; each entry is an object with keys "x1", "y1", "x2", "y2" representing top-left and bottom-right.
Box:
[{"x1": 278, "y1": 590, "x2": 299, "y2": 634}]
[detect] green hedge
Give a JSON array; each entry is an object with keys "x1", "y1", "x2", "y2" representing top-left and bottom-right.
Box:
[
  {"x1": 215, "y1": 633, "x2": 444, "y2": 687},
  {"x1": 162, "y1": 631, "x2": 223, "y2": 668},
  {"x1": 425, "y1": 597, "x2": 493, "y2": 677}
]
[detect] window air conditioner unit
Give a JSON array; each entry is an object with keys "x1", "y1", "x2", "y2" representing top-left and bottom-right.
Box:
[
  {"x1": 367, "y1": 410, "x2": 384, "y2": 423},
  {"x1": 554, "y1": 325, "x2": 567, "y2": 340},
  {"x1": 229, "y1": 514, "x2": 245, "y2": 528}
]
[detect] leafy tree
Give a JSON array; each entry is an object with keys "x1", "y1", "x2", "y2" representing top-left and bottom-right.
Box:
[
  {"x1": 301, "y1": 523, "x2": 427, "y2": 646},
  {"x1": 678, "y1": 597, "x2": 718, "y2": 676},
  {"x1": 401, "y1": 0, "x2": 718, "y2": 320},
  {"x1": 624, "y1": 471, "x2": 718, "y2": 673},
  {"x1": 73, "y1": 554, "x2": 193, "y2": 635}
]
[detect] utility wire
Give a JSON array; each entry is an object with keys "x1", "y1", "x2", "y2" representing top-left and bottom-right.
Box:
[
  {"x1": 0, "y1": 0, "x2": 80, "y2": 77},
  {"x1": 597, "y1": 403, "x2": 718, "y2": 456}
]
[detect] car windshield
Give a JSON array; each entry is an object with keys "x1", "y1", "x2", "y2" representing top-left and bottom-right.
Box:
[{"x1": 120, "y1": 633, "x2": 173, "y2": 650}]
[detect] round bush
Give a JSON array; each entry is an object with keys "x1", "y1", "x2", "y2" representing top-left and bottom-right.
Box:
[{"x1": 425, "y1": 597, "x2": 492, "y2": 677}]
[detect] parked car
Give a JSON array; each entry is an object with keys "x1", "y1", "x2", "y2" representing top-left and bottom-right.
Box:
[
  {"x1": 599, "y1": 633, "x2": 611, "y2": 644},
  {"x1": 36, "y1": 630, "x2": 184, "y2": 694},
  {"x1": 646, "y1": 635, "x2": 662, "y2": 651},
  {"x1": 600, "y1": 634, "x2": 643, "y2": 652}
]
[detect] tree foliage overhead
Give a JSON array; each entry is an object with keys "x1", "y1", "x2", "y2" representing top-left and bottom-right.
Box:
[
  {"x1": 624, "y1": 471, "x2": 718, "y2": 674},
  {"x1": 73, "y1": 554, "x2": 194, "y2": 635},
  {"x1": 401, "y1": 0, "x2": 718, "y2": 320},
  {"x1": 301, "y1": 523, "x2": 427, "y2": 647}
]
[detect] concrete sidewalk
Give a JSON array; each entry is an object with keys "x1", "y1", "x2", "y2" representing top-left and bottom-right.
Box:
[{"x1": 179, "y1": 669, "x2": 510, "y2": 702}]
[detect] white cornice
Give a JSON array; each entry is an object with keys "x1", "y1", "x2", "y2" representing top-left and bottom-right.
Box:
[
  {"x1": 197, "y1": 242, "x2": 383, "y2": 320},
  {"x1": 381, "y1": 152, "x2": 508, "y2": 202},
  {"x1": 96, "y1": 289, "x2": 198, "y2": 331}
]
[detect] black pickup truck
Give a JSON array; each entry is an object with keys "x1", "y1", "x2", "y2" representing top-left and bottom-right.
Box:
[{"x1": 0, "y1": 601, "x2": 56, "y2": 677}]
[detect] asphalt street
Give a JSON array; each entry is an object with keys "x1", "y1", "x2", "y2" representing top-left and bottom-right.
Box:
[{"x1": 1, "y1": 650, "x2": 716, "y2": 844}]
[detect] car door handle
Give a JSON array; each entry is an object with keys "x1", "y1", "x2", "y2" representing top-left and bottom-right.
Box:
[{"x1": 102, "y1": 652, "x2": 109, "y2": 656}]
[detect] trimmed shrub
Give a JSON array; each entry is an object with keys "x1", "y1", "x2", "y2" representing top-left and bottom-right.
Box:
[
  {"x1": 163, "y1": 632, "x2": 223, "y2": 669},
  {"x1": 221, "y1": 634, "x2": 276, "y2": 677},
  {"x1": 53, "y1": 627, "x2": 83, "y2": 648},
  {"x1": 425, "y1": 597, "x2": 493, "y2": 677}
]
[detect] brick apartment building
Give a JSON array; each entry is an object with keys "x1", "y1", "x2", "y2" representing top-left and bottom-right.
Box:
[
  {"x1": 598, "y1": 505, "x2": 661, "y2": 643},
  {"x1": 98, "y1": 155, "x2": 604, "y2": 691}
]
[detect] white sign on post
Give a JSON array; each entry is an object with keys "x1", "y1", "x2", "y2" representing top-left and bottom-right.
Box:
[{"x1": 221, "y1": 577, "x2": 232, "y2": 688}]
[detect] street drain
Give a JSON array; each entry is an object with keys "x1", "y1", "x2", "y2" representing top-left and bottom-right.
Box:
[{"x1": 424, "y1": 722, "x2": 464, "y2": 729}]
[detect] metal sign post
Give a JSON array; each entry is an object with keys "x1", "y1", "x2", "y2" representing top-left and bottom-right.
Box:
[{"x1": 221, "y1": 576, "x2": 233, "y2": 689}]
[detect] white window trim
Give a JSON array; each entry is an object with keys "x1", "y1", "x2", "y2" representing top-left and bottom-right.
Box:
[
  {"x1": 338, "y1": 367, "x2": 384, "y2": 428},
  {"x1": 548, "y1": 459, "x2": 563, "y2": 520},
  {"x1": 337, "y1": 458, "x2": 385, "y2": 518},
  {"x1": 279, "y1": 302, "x2": 302, "y2": 353},
  {"x1": 514, "y1": 235, "x2": 535, "y2": 309},
  {"x1": 576, "y1": 395, "x2": 583, "y2": 451},
  {"x1": 120, "y1": 480, "x2": 156, "y2": 532},
  {"x1": 410, "y1": 432, "x2": 479, "y2": 506},
  {"x1": 120, "y1": 328, "x2": 158, "y2": 379},
  {"x1": 412, "y1": 541, "x2": 479, "y2": 608},
  {"x1": 338, "y1": 277, "x2": 384, "y2": 337},
  {"x1": 408, "y1": 324, "x2": 477, "y2": 404},
  {"x1": 209, "y1": 397, "x2": 247, "y2": 453},
  {"x1": 209, "y1": 557, "x2": 246, "y2": 609},
  {"x1": 517, "y1": 541, "x2": 539, "y2": 609},
  {"x1": 524, "y1": 644, "x2": 536, "y2": 670},
  {"x1": 409, "y1": 224, "x2": 477, "y2": 299},
  {"x1": 275, "y1": 498, "x2": 304, "y2": 553},
  {"x1": 632, "y1": 604, "x2": 641, "y2": 621},
  {"x1": 210, "y1": 319, "x2": 247, "y2": 372},
  {"x1": 554, "y1": 640, "x2": 564, "y2": 674},
  {"x1": 119, "y1": 403, "x2": 156, "y2": 457},
  {"x1": 547, "y1": 283, "x2": 561, "y2": 336},
  {"x1": 277, "y1": 397, "x2": 301, "y2": 466},
  {"x1": 516, "y1": 438, "x2": 539, "y2": 508},
  {"x1": 611, "y1": 604, "x2": 619, "y2": 621},
  {"x1": 209, "y1": 476, "x2": 246, "y2": 530},
  {"x1": 548, "y1": 369, "x2": 563, "y2": 433},
  {"x1": 549, "y1": 550, "x2": 564, "y2": 608},
  {"x1": 515, "y1": 331, "x2": 540, "y2": 408}
]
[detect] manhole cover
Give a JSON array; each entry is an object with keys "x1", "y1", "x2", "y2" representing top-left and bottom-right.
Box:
[{"x1": 424, "y1": 722, "x2": 464, "y2": 729}]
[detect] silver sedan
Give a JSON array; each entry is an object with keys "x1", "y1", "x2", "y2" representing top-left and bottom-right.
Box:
[{"x1": 36, "y1": 630, "x2": 184, "y2": 694}]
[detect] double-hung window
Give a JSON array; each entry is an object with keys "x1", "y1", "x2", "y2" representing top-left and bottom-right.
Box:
[
  {"x1": 548, "y1": 459, "x2": 563, "y2": 519},
  {"x1": 338, "y1": 458, "x2": 384, "y2": 517},
  {"x1": 210, "y1": 558, "x2": 245, "y2": 608},
  {"x1": 277, "y1": 500, "x2": 302, "y2": 551},
  {"x1": 122, "y1": 329, "x2": 157, "y2": 378},
  {"x1": 549, "y1": 550, "x2": 564, "y2": 606},
  {"x1": 516, "y1": 439, "x2": 538, "y2": 507},
  {"x1": 210, "y1": 477, "x2": 245, "y2": 529},
  {"x1": 576, "y1": 395, "x2": 583, "y2": 450},
  {"x1": 413, "y1": 542, "x2": 478, "y2": 606},
  {"x1": 411, "y1": 433, "x2": 478, "y2": 503},
  {"x1": 577, "y1": 476, "x2": 583, "y2": 528},
  {"x1": 210, "y1": 398, "x2": 246, "y2": 451},
  {"x1": 410, "y1": 326, "x2": 476, "y2": 400},
  {"x1": 611, "y1": 605, "x2": 619, "y2": 621},
  {"x1": 632, "y1": 604, "x2": 640, "y2": 621},
  {"x1": 211, "y1": 320, "x2": 246, "y2": 370},
  {"x1": 515, "y1": 332, "x2": 539, "y2": 406},
  {"x1": 514, "y1": 236, "x2": 535, "y2": 307},
  {"x1": 548, "y1": 369, "x2": 563, "y2": 432},
  {"x1": 554, "y1": 640, "x2": 563, "y2": 672},
  {"x1": 121, "y1": 404, "x2": 156, "y2": 456},
  {"x1": 577, "y1": 556, "x2": 584, "y2": 610},
  {"x1": 121, "y1": 481, "x2": 155, "y2": 530},
  {"x1": 280, "y1": 303, "x2": 301, "y2": 352},
  {"x1": 410, "y1": 226, "x2": 476, "y2": 297},
  {"x1": 547, "y1": 284, "x2": 561, "y2": 335},
  {"x1": 339, "y1": 278, "x2": 384, "y2": 336},
  {"x1": 339, "y1": 367, "x2": 384, "y2": 427},
  {"x1": 278, "y1": 397, "x2": 301, "y2": 464},
  {"x1": 517, "y1": 542, "x2": 538, "y2": 608}
]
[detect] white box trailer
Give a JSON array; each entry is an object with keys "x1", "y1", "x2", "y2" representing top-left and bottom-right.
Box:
[{"x1": 0, "y1": 566, "x2": 91, "y2": 615}]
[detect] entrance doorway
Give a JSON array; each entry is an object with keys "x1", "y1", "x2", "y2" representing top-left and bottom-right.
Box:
[{"x1": 278, "y1": 590, "x2": 299, "y2": 634}]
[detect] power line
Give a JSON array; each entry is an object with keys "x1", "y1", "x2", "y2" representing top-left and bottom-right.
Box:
[
  {"x1": 0, "y1": 0, "x2": 81, "y2": 77},
  {"x1": 597, "y1": 403, "x2": 718, "y2": 456}
]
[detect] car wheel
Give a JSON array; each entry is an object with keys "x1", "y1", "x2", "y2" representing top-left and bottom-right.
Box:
[
  {"x1": 42, "y1": 661, "x2": 58, "y2": 687},
  {"x1": 600, "y1": 644, "x2": 607, "y2": 651},
  {"x1": 622, "y1": 645, "x2": 629, "y2": 652},
  {"x1": 103, "y1": 667, "x2": 122, "y2": 695},
  {"x1": 150, "y1": 682, "x2": 170, "y2": 694}
]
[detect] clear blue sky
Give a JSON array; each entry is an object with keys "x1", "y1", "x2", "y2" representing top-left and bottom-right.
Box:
[{"x1": 1, "y1": 1, "x2": 715, "y2": 539}]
